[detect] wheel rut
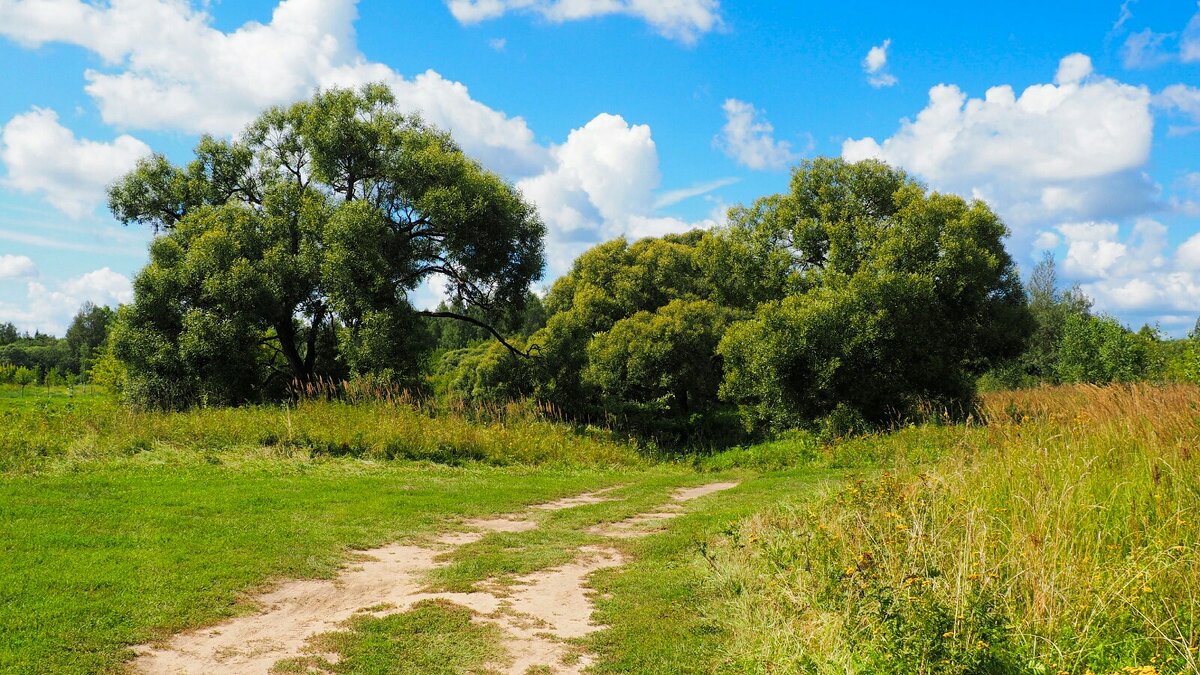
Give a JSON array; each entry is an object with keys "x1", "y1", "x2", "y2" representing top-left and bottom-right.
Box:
[{"x1": 131, "y1": 482, "x2": 739, "y2": 674}]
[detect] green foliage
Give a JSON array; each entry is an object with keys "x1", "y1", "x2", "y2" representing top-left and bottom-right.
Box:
[
  {"x1": 108, "y1": 84, "x2": 545, "y2": 409},
  {"x1": 64, "y1": 302, "x2": 115, "y2": 373},
  {"x1": 87, "y1": 342, "x2": 127, "y2": 392},
  {"x1": 444, "y1": 159, "x2": 1031, "y2": 440},
  {"x1": 439, "y1": 231, "x2": 741, "y2": 440},
  {"x1": 718, "y1": 158, "x2": 1031, "y2": 430},
  {"x1": 13, "y1": 366, "x2": 34, "y2": 391},
  {"x1": 1057, "y1": 313, "x2": 1149, "y2": 383},
  {"x1": 0, "y1": 322, "x2": 18, "y2": 345},
  {"x1": 584, "y1": 299, "x2": 733, "y2": 417},
  {"x1": 0, "y1": 332, "x2": 70, "y2": 378}
]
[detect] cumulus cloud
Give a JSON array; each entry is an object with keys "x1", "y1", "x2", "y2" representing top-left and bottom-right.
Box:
[
  {"x1": 715, "y1": 99, "x2": 799, "y2": 171},
  {"x1": 1, "y1": 107, "x2": 150, "y2": 218},
  {"x1": 0, "y1": 266, "x2": 131, "y2": 335},
  {"x1": 518, "y1": 114, "x2": 721, "y2": 277},
  {"x1": 842, "y1": 54, "x2": 1155, "y2": 237},
  {"x1": 863, "y1": 39, "x2": 897, "y2": 88},
  {"x1": 0, "y1": 0, "x2": 548, "y2": 176},
  {"x1": 0, "y1": 255, "x2": 36, "y2": 280},
  {"x1": 444, "y1": 0, "x2": 723, "y2": 44},
  {"x1": 1043, "y1": 219, "x2": 1200, "y2": 325},
  {"x1": 1154, "y1": 84, "x2": 1200, "y2": 135}
]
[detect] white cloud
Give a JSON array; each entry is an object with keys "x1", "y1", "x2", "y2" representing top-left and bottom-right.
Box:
[
  {"x1": 0, "y1": 267, "x2": 131, "y2": 335},
  {"x1": 1177, "y1": 232, "x2": 1200, "y2": 269},
  {"x1": 488, "y1": 37, "x2": 507, "y2": 51},
  {"x1": 444, "y1": 0, "x2": 723, "y2": 44},
  {"x1": 1154, "y1": 84, "x2": 1200, "y2": 135},
  {"x1": 1033, "y1": 230, "x2": 1061, "y2": 251},
  {"x1": 715, "y1": 98, "x2": 798, "y2": 171},
  {"x1": 653, "y1": 177, "x2": 738, "y2": 209},
  {"x1": 1054, "y1": 53, "x2": 1094, "y2": 85},
  {"x1": 1046, "y1": 218, "x2": 1200, "y2": 323},
  {"x1": 0, "y1": 255, "x2": 36, "y2": 280},
  {"x1": 1121, "y1": 29, "x2": 1173, "y2": 69},
  {"x1": 1, "y1": 107, "x2": 150, "y2": 218},
  {"x1": 1058, "y1": 221, "x2": 1131, "y2": 279},
  {"x1": 1183, "y1": 8, "x2": 1200, "y2": 62},
  {"x1": 517, "y1": 113, "x2": 720, "y2": 278},
  {"x1": 863, "y1": 39, "x2": 897, "y2": 88},
  {"x1": 842, "y1": 54, "x2": 1155, "y2": 237},
  {"x1": 0, "y1": 0, "x2": 548, "y2": 177}
]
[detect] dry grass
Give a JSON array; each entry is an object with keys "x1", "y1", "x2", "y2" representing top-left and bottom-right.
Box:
[
  {"x1": 0, "y1": 390, "x2": 643, "y2": 474},
  {"x1": 712, "y1": 384, "x2": 1200, "y2": 674}
]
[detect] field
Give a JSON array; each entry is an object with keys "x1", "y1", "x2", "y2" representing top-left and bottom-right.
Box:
[{"x1": 1, "y1": 384, "x2": 1197, "y2": 673}]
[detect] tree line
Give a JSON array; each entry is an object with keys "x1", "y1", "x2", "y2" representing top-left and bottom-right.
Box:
[
  {"x1": 0, "y1": 303, "x2": 114, "y2": 389},
  {"x1": 8, "y1": 84, "x2": 1199, "y2": 444}
]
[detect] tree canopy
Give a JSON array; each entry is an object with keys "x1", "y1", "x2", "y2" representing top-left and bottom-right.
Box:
[
  {"x1": 440, "y1": 159, "x2": 1033, "y2": 439},
  {"x1": 718, "y1": 159, "x2": 1032, "y2": 431},
  {"x1": 108, "y1": 84, "x2": 545, "y2": 408}
]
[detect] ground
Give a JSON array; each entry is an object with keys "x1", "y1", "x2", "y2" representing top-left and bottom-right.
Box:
[{"x1": 3, "y1": 384, "x2": 1195, "y2": 673}]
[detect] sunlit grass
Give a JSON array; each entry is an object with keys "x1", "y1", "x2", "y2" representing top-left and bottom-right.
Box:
[
  {"x1": 707, "y1": 384, "x2": 1200, "y2": 674},
  {"x1": 0, "y1": 386, "x2": 645, "y2": 474}
]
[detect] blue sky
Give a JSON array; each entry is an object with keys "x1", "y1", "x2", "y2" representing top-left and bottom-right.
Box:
[{"x1": 1, "y1": 0, "x2": 1199, "y2": 335}]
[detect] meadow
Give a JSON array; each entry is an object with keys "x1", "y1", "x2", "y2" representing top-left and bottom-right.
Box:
[{"x1": 0, "y1": 383, "x2": 1195, "y2": 673}]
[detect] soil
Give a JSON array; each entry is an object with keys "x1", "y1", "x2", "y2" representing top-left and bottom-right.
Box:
[{"x1": 130, "y1": 483, "x2": 738, "y2": 674}]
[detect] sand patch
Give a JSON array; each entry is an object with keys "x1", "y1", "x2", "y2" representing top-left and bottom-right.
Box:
[
  {"x1": 530, "y1": 487, "x2": 620, "y2": 511},
  {"x1": 133, "y1": 544, "x2": 461, "y2": 674},
  {"x1": 673, "y1": 481, "x2": 740, "y2": 501},
  {"x1": 590, "y1": 481, "x2": 741, "y2": 539},
  {"x1": 131, "y1": 482, "x2": 737, "y2": 674}
]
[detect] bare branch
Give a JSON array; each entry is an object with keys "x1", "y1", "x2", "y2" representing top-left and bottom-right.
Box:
[{"x1": 418, "y1": 310, "x2": 540, "y2": 359}]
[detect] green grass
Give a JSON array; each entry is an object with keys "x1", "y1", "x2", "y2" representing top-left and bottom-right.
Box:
[
  {"x1": 271, "y1": 600, "x2": 507, "y2": 674},
  {"x1": 583, "y1": 468, "x2": 843, "y2": 673},
  {"x1": 6, "y1": 383, "x2": 1191, "y2": 674},
  {"x1": 692, "y1": 385, "x2": 1200, "y2": 674},
  {"x1": 0, "y1": 458, "x2": 641, "y2": 673},
  {"x1": 0, "y1": 386, "x2": 645, "y2": 474}
]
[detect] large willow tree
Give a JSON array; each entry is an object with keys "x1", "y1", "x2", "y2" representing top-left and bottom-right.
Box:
[{"x1": 108, "y1": 84, "x2": 544, "y2": 408}]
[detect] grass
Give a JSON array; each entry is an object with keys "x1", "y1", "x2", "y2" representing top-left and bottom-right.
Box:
[
  {"x1": 271, "y1": 600, "x2": 508, "y2": 674},
  {"x1": 694, "y1": 384, "x2": 1200, "y2": 674},
  {"x1": 0, "y1": 387, "x2": 644, "y2": 474},
  {"x1": 0, "y1": 457, "x2": 642, "y2": 673},
  {"x1": 584, "y1": 468, "x2": 843, "y2": 673},
  {"x1": 3, "y1": 383, "x2": 1198, "y2": 674}
]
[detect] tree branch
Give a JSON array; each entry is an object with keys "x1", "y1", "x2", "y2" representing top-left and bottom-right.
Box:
[{"x1": 418, "y1": 311, "x2": 540, "y2": 359}]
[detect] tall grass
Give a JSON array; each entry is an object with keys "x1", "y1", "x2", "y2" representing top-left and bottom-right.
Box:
[
  {"x1": 712, "y1": 384, "x2": 1200, "y2": 674},
  {"x1": 0, "y1": 389, "x2": 644, "y2": 474}
]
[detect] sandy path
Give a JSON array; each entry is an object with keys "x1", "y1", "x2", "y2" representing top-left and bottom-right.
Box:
[
  {"x1": 130, "y1": 483, "x2": 737, "y2": 674},
  {"x1": 589, "y1": 481, "x2": 740, "y2": 539}
]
